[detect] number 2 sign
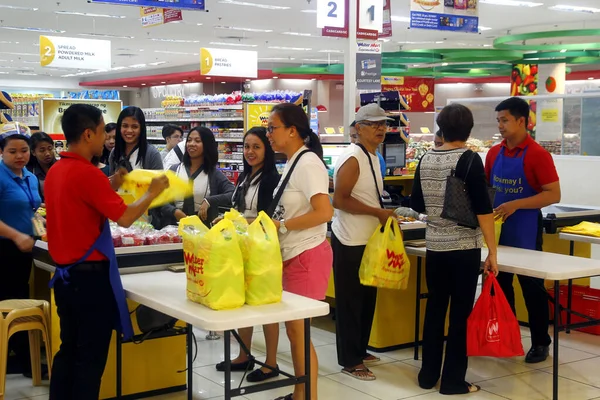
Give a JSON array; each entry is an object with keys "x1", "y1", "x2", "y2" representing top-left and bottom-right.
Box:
[{"x1": 317, "y1": 0, "x2": 347, "y2": 28}]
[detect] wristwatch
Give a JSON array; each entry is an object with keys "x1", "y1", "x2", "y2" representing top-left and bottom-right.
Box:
[{"x1": 279, "y1": 219, "x2": 288, "y2": 234}]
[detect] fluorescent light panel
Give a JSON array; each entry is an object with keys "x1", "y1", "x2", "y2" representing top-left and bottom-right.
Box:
[
  {"x1": 269, "y1": 46, "x2": 312, "y2": 51},
  {"x1": 301, "y1": 9, "x2": 317, "y2": 13},
  {"x1": 149, "y1": 38, "x2": 200, "y2": 43},
  {"x1": 209, "y1": 42, "x2": 258, "y2": 47},
  {"x1": 1, "y1": 26, "x2": 65, "y2": 33},
  {"x1": 549, "y1": 5, "x2": 600, "y2": 13},
  {"x1": 259, "y1": 57, "x2": 296, "y2": 60},
  {"x1": 318, "y1": 49, "x2": 344, "y2": 53},
  {"x1": 79, "y1": 33, "x2": 134, "y2": 39},
  {"x1": 213, "y1": 25, "x2": 273, "y2": 32},
  {"x1": 55, "y1": 11, "x2": 125, "y2": 18},
  {"x1": 0, "y1": 5, "x2": 38, "y2": 11},
  {"x1": 155, "y1": 50, "x2": 199, "y2": 55},
  {"x1": 218, "y1": 1, "x2": 290, "y2": 10},
  {"x1": 281, "y1": 32, "x2": 313, "y2": 37},
  {"x1": 478, "y1": 0, "x2": 543, "y2": 6}
]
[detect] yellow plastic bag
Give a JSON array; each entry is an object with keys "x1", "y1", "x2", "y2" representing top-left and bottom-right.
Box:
[
  {"x1": 359, "y1": 217, "x2": 411, "y2": 290},
  {"x1": 121, "y1": 169, "x2": 193, "y2": 209},
  {"x1": 224, "y1": 208, "x2": 249, "y2": 262},
  {"x1": 484, "y1": 219, "x2": 503, "y2": 248},
  {"x1": 181, "y1": 216, "x2": 245, "y2": 310},
  {"x1": 245, "y1": 212, "x2": 283, "y2": 305},
  {"x1": 561, "y1": 222, "x2": 600, "y2": 238}
]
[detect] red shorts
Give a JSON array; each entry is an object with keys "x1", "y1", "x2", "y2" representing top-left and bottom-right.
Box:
[{"x1": 283, "y1": 240, "x2": 333, "y2": 300}]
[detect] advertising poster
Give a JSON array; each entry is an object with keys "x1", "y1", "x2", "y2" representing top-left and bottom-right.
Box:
[
  {"x1": 536, "y1": 63, "x2": 566, "y2": 142},
  {"x1": 511, "y1": 64, "x2": 538, "y2": 138},
  {"x1": 40, "y1": 36, "x2": 111, "y2": 70},
  {"x1": 244, "y1": 103, "x2": 275, "y2": 132},
  {"x1": 356, "y1": 41, "x2": 382, "y2": 91},
  {"x1": 140, "y1": 7, "x2": 183, "y2": 27},
  {"x1": 381, "y1": 0, "x2": 393, "y2": 38},
  {"x1": 382, "y1": 77, "x2": 435, "y2": 112},
  {"x1": 91, "y1": 0, "x2": 205, "y2": 11},
  {"x1": 410, "y1": 0, "x2": 478, "y2": 33},
  {"x1": 200, "y1": 48, "x2": 258, "y2": 78},
  {"x1": 41, "y1": 99, "x2": 123, "y2": 134}
]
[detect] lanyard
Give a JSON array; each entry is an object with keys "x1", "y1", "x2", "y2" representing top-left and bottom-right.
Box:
[{"x1": 13, "y1": 174, "x2": 36, "y2": 211}]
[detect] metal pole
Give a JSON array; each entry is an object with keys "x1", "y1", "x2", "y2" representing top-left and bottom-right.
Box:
[
  {"x1": 304, "y1": 318, "x2": 312, "y2": 400},
  {"x1": 224, "y1": 330, "x2": 232, "y2": 400},
  {"x1": 553, "y1": 282, "x2": 560, "y2": 400},
  {"x1": 187, "y1": 324, "x2": 193, "y2": 400},
  {"x1": 414, "y1": 257, "x2": 422, "y2": 360}
]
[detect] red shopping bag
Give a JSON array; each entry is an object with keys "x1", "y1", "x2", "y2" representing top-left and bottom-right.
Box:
[{"x1": 467, "y1": 274, "x2": 524, "y2": 357}]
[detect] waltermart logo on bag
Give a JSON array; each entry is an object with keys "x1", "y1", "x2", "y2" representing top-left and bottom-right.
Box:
[
  {"x1": 486, "y1": 319, "x2": 500, "y2": 343},
  {"x1": 386, "y1": 249, "x2": 406, "y2": 270},
  {"x1": 184, "y1": 252, "x2": 205, "y2": 277}
]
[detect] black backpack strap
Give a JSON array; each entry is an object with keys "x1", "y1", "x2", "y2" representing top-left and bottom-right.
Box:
[
  {"x1": 267, "y1": 150, "x2": 311, "y2": 217},
  {"x1": 355, "y1": 143, "x2": 384, "y2": 208},
  {"x1": 174, "y1": 145, "x2": 184, "y2": 162}
]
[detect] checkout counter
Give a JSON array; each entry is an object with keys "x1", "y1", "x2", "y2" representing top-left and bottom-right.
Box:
[
  {"x1": 325, "y1": 204, "x2": 600, "y2": 352},
  {"x1": 33, "y1": 242, "x2": 187, "y2": 399}
]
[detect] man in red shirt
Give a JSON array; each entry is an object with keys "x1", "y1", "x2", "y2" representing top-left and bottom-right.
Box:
[
  {"x1": 45, "y1": 104, "x2": 169, "y2": 399},
  {"x1": 485, "y1": 97, "x2": 561, "y2": 364}
]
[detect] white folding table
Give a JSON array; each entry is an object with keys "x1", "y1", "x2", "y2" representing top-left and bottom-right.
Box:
[
  {"x1": 406, "y1": 245, "x2": 600, "y2": 400},
  {"x1": 120, "y1": 271, "x2": 330, "y2": 400}
]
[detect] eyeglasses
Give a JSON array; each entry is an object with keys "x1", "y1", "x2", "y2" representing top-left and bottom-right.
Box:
[
  {"x1": 267, "y1": 125, "x2": 283, "y2": 134},
  {"x1": 358, "y1": 121, "x2": 388, "y2": 128}
]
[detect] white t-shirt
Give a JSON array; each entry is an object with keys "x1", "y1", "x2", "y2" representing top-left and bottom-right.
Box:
[
  {"x1": 232, "y1": 173, "x2": 262, "y2": 219},
  {"x1": 272, "y1": 146, "x2": 329, "y2": 261},
  {"x1": 332, "y1": 144, "x2": 383, "y2": 246},
  {"x1": 128, "y1": 148, "x2": 142, "y2": 170},
  {"x1": 173, "y1": 164, "x2": 211, "y2": 212},
  {"x1": 163, "y1": 141, "x2": 186, "y2": 170}
]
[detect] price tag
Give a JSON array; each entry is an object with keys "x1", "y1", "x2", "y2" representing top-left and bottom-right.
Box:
[
  {"x1": 317, "y1": 0, "x2": 346, "y2": 28},
  {"x1": 358, "y1": 0, "x2": 384, "y2": 33}
]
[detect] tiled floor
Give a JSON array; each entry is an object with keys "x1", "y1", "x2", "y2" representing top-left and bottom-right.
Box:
[{"x1": 7, "y1": 323, "x2": 600, "y2": 400}]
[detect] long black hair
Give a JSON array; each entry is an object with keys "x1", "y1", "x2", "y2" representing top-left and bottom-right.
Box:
[
  {"x1": 113, "y1": 107, "x2": 148, "y2": 167},
  {"x1": 183, "y1": 126, "x2": 218, "y2": 173},
  {"x1": 101, "y1": 122, "x2": 117, "y2": 164},
  {"x1": 271, "y1": 103, "x2": 325, "y2": 165},
  {"x1": 27, "y1": 131, "x2": 54, "y2": 172},
  {"x1": 239, "y1": 127, "x2": 276, "y2": 183}
]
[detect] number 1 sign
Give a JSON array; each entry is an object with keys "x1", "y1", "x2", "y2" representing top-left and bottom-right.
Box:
[{"x1": 358, "y1": 0, "x2": 383, "y2": 39}]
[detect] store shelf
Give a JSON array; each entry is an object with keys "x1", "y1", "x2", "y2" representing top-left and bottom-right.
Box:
[
  {"x1": 146, "y1": 118, "x2": 243, "y2": 123},
  {"x1": 148, "y1": 137, "x2": 164, "y2": 141},
  {"x1": 218, "y1": 159, "x2": 243, "y2": 164},
  {"x1": 9, "y1": 116, "x2": 39, "y2": 126},
  {"x1": 216, "y1": 138, "x2": 243, "y2": 143}
]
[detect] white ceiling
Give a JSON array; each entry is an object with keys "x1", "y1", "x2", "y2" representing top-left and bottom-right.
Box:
[{"x1": 0, "y1": 0, "x2": 599, "y2": 82}]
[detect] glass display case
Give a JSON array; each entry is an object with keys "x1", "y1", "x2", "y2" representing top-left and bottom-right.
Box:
[{"x1": 447, "y1": 92, "x2": 600, "y2": 156}]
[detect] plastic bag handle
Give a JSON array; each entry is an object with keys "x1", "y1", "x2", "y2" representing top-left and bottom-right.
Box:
[{"x1": 382, "y1": 216, "x2": 399, "y2": 237}]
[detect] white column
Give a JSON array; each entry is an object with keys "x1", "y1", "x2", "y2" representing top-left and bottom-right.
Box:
[{"x1": 343, "y1": 0, "x2": 358, "y2": 142}]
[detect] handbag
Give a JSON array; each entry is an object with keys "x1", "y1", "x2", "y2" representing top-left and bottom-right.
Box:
[{"x1": 440, "y1": 150, "x2": 496, "y2": 229}]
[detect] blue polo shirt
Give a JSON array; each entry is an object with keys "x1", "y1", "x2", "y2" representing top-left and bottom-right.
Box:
[
  {"x1": 377, "y1": 151, "x2": 386, "y2": 177},
  {"x1": 0, "y1": 161, "x2": 42, "y2": 237}
]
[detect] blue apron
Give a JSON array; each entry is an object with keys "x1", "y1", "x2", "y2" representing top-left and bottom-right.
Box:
[
  {"x1": 49, "y1": 219, "x2": 134, "y2": 340},
  {"x1": 491, "y1": 147, "x2": 539, "y2": 250}
]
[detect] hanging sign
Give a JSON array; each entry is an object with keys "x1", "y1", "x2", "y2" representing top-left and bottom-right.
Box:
[
  {"x1": 319, "y1": 0, "x2": 350, "y2": 38},
  {"x1": 40, "y1": 36, "x2": 111, "y2": 70},
  {"x1": 90, "y1": 0, "x2": 205, "y2": 11},
  {"x1": 40, "y1": 98, "x2": 123, "y2": 134},
  {"x1": 356, "y1": 41, "x2": 382, "y2": 91},
  {"x1": 380, "y1": 0, "x2": 393, "y2": 38},
  {"x1": 141, "y1": 7, "x2": 183, "y2": 27},
  {"x1": 200, "y1": 48, "x2": 257, "y2": 78},
  {"x1": 358, "y1": 0, "x2": 383, "y2": 39},
  {"x1": 410, "y1": 0, "x2": 479, "y2": 33},
  {"x1": 382, "y1": 76, "x2": 435, "y2": 112}
]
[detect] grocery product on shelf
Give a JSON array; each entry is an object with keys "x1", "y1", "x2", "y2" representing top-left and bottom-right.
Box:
[
  {"x1": 539, "y1": 140, "x2": 563, "y2": 155},
  {"x1": 111, "y1": 222, "x2": 182, "y2": 248}
]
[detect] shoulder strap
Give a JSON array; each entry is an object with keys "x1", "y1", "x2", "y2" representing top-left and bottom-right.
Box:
[
  {"x1": 169, "y1": 164, "x2": 179, "y2": 173},
  {"x1": 464, "y1": 150, "x2": 477, "y2": 183},
  {"x1": 267, "y1": 150, "x2": 310, "y2": 217},
  {"x1": 355, "y1": 143, "x2": 384, "y2": 208},
  {"x1": 174, "y1": 145, "x2": 183, "y2": 162}
]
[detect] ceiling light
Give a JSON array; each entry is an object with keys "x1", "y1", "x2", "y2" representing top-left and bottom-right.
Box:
[
  {"x1": 269, "y1": 46, "x2": 312, "y2": 51},
  {"x1": 1, "y1": 26, "x2": 65, "y2": 33},
  {"x1": 0, "y1": 52, "x2": 37, "y2": 56},
  {"x1": 560, "y1": 49, "x2": 568, "y2": 53},
  {"x1": 155, "y1": 50, "x2": 199, "y2": 55},
  {"x1": 129, "y1": 64, "x2": 147, "y2": 68},
  {"x1": 589, "y1": 77, "x2": 595, "y2": 80},
  {"x1": 273, "y1": 76, "x2": 278, "y2": 79},
  {"x1": 391, "y1": 15, "x2": 411, "y2": 22},
  {"x1": 0, "y1": 5, "x2": 39, "y2": 11},
  {"x1": 123, "y1": 85, "x2": 128, "y2": 88},
  {"x1": 0, "y1": 41, "x2": 19, "y2": 44},
  {"x1": 378, "y1": 38, "x2": 391, "y2": 42},
  {"x1": 442, "y1": 63, "x2": 449, "y2": 66},
  {"x1": 197, "y1": 23, "x2": 204, "y2": 26},
  {"x1": 206, "y1": 77, "x2": 212, "y2": 80},
  {"x1": 55, "y1": 11, "x2": 125, "y2": 18},
  {"x1": 245, "y1": 79, "x2": 251, "y2": 81},
  {"x1": 149, "y1": 38, "x2": 200, "y2": 43},
  {"x1": 221, "y1": 81, "x2": 226, "y2": 84},
  {"x1": 478, "y1": 0, "x2": 543, "y2": 7},
  {"x1": 0, "y1": 72, "x2": 8, "y2": 74},
  {"x1": 311, "y1": 78, "x2": 317, "y2": 81},
  {"x1": 259, "y1": 57, "x2": 297, "y2": 60},
  {"x1": 281, "y1": 32, "x2": 313, "y2": 37},
  {"x1": 213, "y1": 25, "x2": 273, "y2": 32},
  {"x1": 183, "y1": 80, "x2": 188, "y2": 82},
  {"x1": 141, "y1": 83, "x2": 146, "y2": 86},
  {"x1": 318, "y1": 49, "x2": 344, "y2": 53},
  {"x1": 79, "y1": 33, "x2": 134, "y2": 39},
  {"x1": 209, "y1": 41, "x2": 258, "y2": 48},
  {"x1": 218, "y1": 1, "x2": 291, "y2": 10},
  {"x1": 549, "y1": 5, "x2": 600, "y2": 13},
  {"x1": 148, "y1": 61, "x2": 168, "y2": 66},
  {"x1": 111, "y1": 66, "x2": 128, "y2": 71},
  {"x1": 479, "y1": 26, "x2": 492, "y2": 31},
  {"x1": 161, "y1": 81, "x2": 166, "y2": 84},
  {"x1": 302, "y1": 58, "x2": 341, "y2": 62},
  {"x1": 301, "y1": 9, "x2": 317, "y2": 13},
  {"x1": 17, "y1": 73, "x2": 38, "y2": 76}
]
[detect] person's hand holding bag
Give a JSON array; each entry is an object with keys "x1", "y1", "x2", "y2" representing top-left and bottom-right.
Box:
[{"x1": 148, "y1": 175, "x2": 170, "y2": 197}]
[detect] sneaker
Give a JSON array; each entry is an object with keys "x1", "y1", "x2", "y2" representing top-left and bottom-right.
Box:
[{"x1": 525, "y1": 345, "x2": 549, "y2": 363}]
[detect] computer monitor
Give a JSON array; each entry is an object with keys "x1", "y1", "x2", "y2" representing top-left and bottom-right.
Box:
[{"x1": 383, "y1": 142, "x2": 406, "y2": 172}]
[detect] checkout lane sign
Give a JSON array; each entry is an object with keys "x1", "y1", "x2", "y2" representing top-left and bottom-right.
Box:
[
  {"x1": 356, "y1": 41, "x2": 382, "y2": 91},
  {"x1": 40, "y1": 36, "x2": 111, "y2": 70}
]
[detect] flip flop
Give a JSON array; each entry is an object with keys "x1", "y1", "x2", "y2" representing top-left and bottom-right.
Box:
[
  {"x1": 363, "y1": 354, "x2": 381, "y2": 364},
  {"x1": 342, "y1": 366, "x2": 376, "y2": 381},
  {"x1": 468, "y1": 383, "x2": 482, "y2": 393}
]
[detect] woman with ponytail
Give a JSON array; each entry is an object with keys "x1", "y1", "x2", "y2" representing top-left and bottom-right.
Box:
[{"x1": 266, "y1": 103, "x2": 333, "y2": 400}]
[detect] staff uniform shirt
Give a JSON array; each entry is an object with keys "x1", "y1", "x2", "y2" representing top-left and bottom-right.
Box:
[
  {"x1": 45, "y1": 152, "x2": 128, "y2": 265},
  {"x1": 0, "y1": 161, "x2": 41, "y2": 238},
  {"x1": 332, "y1": 144, "x2": 383, "y2": 246},
  {"x1": 272, "y1": 146, "x2": 329, "y2": 261},
  {"x1": 485, "y1": 134, "x2": 559, "y2": 193}
]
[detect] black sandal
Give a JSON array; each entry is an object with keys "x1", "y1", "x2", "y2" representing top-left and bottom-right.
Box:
[
  {"x1": 247, "y1": 364, "x2": 280, "y2": 382},
  {"x1": 215, "y1": 359, "x2": 255, "y2": 372},
  {"x1": 274, "y1": 394, "x2": 293, "y2": 400}
]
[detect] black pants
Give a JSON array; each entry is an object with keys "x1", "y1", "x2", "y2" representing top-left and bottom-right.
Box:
[
  {"x1": 419, "y1": 248, "x2": 480, "y2": 395},
  {"x1": 49, "y1": 264, "x2": 118, "y2": 400},
  {"x1": 331, "y1": 233, "x2": 378, "y2": 368},
  {"x1": 0, "y1": 238, "x2": 33, "y2": 373},
  {"x1": 497, "y1": 272, "x2": 551, "y2": 347}
]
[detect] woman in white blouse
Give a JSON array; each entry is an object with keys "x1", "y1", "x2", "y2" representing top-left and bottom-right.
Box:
[
  {"x1": 215, "y1": 127, "x2": 282, "y2": 383},
  {"x1": 267, "y1": 103, "x2": 334, "y2": 400},
  {"x1": 161, "y1": 127, "x2": 234, "y2": 227}
]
